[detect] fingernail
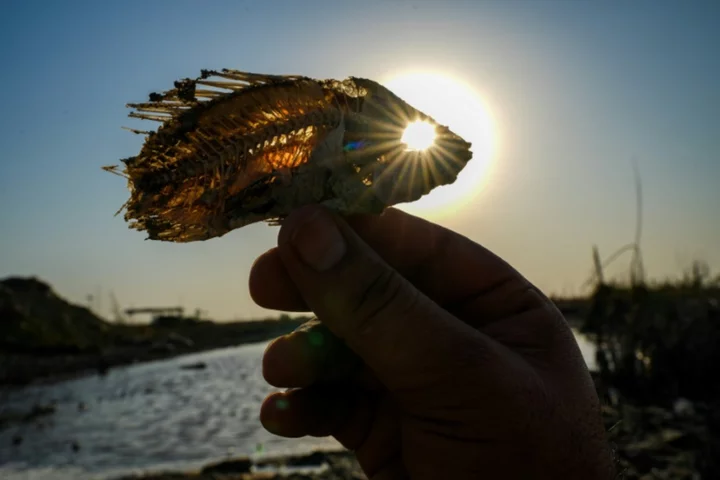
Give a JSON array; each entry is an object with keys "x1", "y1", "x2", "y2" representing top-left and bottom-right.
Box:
[{"x1": 290, "y1": 208, "x2": 347, "y2": 271}]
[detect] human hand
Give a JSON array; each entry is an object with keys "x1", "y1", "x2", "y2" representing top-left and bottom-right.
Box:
[{"x1": 249, "y1": 205, "x2": 614, "y2": 479}]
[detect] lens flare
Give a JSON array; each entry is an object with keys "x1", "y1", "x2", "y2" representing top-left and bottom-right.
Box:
[{"x1": 383, "y1": 72, "x2": 496, "y2": 219}]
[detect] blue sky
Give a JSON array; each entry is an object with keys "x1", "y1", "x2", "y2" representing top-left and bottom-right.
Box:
[{"x1": 1, "y1": 0, "x2": 718, "y2": 321}]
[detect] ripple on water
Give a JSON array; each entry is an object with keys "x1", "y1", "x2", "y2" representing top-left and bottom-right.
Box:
[{"x1": 0, "y1": 342, "x2": 341, "y2": 480}]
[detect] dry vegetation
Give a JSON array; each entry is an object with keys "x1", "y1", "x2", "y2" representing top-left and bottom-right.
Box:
[{"x1": 580, "y1": 260, "x2": 720, "y2": 479}]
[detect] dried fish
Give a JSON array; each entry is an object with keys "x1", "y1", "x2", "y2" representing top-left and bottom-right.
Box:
[{"x1": 106, "y1": 69, "x2": 473, "y2": 242}]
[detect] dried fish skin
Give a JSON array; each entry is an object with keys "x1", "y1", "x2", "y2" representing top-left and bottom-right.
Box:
[{"x1": 106, "y1": 69, "x2": 473, "y2": 242}]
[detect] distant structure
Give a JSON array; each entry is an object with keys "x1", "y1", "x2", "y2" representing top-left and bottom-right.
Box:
[
  {"x1": 123, "y1": 306, "x2": 206, "y2": 326},
  {"x1": 125, "y1": 307, "x2": 184, "y2": 325},
  {"x1": 125, "y1": 306, "x2": 184, "y2": 317}
]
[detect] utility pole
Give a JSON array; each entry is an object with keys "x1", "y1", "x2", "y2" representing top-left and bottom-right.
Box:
[{"x1": 109, "y1": 291, "x2": 127, "y2": 324}]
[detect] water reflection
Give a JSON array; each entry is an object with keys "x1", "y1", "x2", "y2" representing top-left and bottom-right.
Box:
[
  {"x1": 0, "y1": 343, "x2": 339, "y2": 480},
  {"x1": 0, "y1": 333, "x2": 595, "y2": 480}
]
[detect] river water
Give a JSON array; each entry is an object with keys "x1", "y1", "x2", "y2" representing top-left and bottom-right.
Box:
[{"x1": 0, "y1": 332, "x2": 596, "y2": 480}]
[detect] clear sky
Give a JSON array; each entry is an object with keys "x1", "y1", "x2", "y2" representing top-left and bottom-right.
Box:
[{"x1": 1, "y1": 0, "x2": 718, "y2": 322}]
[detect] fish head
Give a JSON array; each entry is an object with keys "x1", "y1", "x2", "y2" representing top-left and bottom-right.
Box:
[{"x1": 336, "y1": 77, "x2": 473, "y2": 206}]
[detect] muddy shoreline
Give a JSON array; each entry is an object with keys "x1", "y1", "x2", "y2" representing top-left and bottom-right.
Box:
[
  {"x1": 113, "y1": 450, "x2": 363, "y2": 480},
  {"x1": 109, "y1": 397, "x2": 716, "y2": 480}
]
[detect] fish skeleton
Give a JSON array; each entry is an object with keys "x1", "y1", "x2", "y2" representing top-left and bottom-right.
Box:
[{"x1": 105, "y1": 69, "x2": 473, "y2": 242}]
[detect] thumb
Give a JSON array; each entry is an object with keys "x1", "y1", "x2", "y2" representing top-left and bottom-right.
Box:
[{"x1": 276, "y1": 205, "x2": 495, "y2": 391}]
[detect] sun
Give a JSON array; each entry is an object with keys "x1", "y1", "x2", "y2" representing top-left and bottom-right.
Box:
[
  {"x1": 402, "y1": 121, "x2": 436, "y2": 151},
  {"x1": 383, "y1": 72, "x2": 496, "y2": 218}
]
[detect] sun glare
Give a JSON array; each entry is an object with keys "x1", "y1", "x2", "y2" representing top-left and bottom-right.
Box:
[
  {"x1": 383, "y1": 72, "x2": 496, "y2": 218},
  {"x1": 402, "y1": 121, "x2": 437, "y2": 150}
]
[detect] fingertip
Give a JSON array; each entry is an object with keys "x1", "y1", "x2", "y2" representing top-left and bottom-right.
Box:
[
  {"x1": 248, "y1": 249, "x2": 280, "y2": 307},
  {"x1": 261, "y1": 336, "x2": 284, "y2": 385},
  {"x1": 262, "y1": 334, "x2": 317, "y2": 388},
  {"x1": 249, "y1": 248, "x2": 308, "y2": 311},
  {"x1": 260, "y1": 391, "x2": 304, "y2": 437},
  {"x1": 260, "y1": 387, "x2": 358, "y2": 440}
]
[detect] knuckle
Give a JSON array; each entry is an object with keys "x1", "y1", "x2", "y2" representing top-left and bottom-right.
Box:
[{"x1": 347, "y1": 266, "x2": 418, "y2": 338}]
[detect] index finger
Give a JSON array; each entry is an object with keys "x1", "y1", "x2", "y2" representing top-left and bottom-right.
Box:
[{"x1": 249, "y1": 207, "x2": 545, "y2": 321}]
